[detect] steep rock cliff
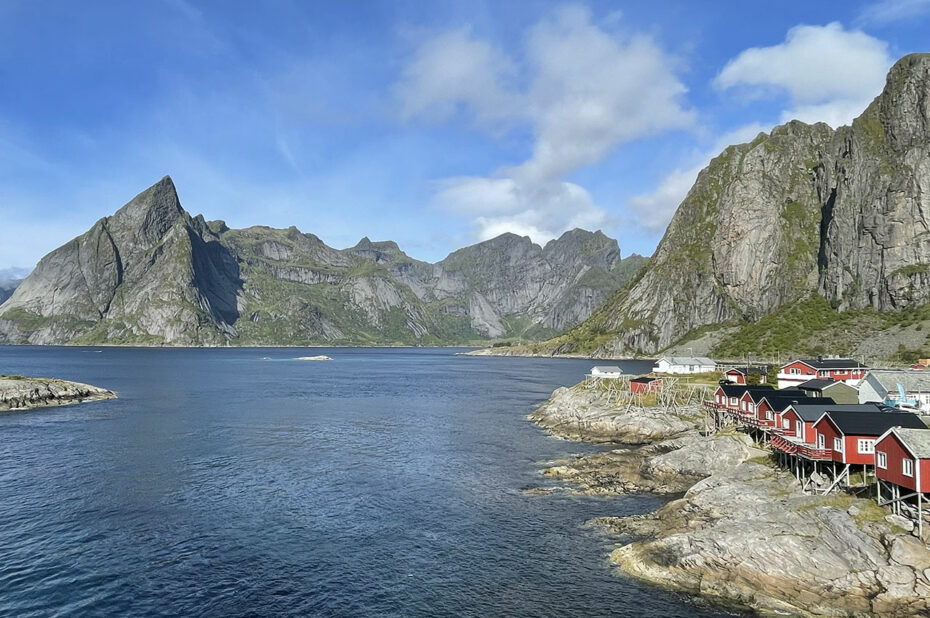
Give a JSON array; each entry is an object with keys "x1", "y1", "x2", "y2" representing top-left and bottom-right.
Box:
[{"x1": 559, "y1": 53, "x2": 930, "y2": 356}]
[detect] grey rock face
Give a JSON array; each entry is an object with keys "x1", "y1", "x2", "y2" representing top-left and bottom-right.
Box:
[
  {"x1": 0, "y1": 376, "x2": 116, "y2": 411},
  {"x1": 586, "y1": 53, "x2": 930, "y2": 354},
  {"x1": 0, "y1": 179, "x2": 642, "y2": 345}
]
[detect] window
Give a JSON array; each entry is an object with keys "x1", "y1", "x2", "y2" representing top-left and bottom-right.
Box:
[
  {"x1": 782, "y1": 418, "x2": 789, "y2": 429},
  {"x1": 903, "y1": 459, "x2": 914, "y2": 477},
  {"x1": 730, "y1": 397, "x2": 737, "y2": 406},
  {"x1": 857, "y1": 439, "x2": 875, "y2": 454},
  {"x1": 876, "y1": 451, "x2": 887, "y2": 469},
  {"x1": 819, "y1": 370, "x2": 829, "y2": 378},
  {"x1": 789, "y1": 368, "x2": 800, "y2": 375},
  {"x1": 765, "y1": 410, "x2": 773, "y2": 421},
  {"x1": 817, "y1": 433, "x2": 825, "y2": 449},
  {"x1": 834, "y1": 437, "x2": 843, "y2": 452}
]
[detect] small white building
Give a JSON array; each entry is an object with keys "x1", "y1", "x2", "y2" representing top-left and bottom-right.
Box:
[
  {"x1": 590, "y1": 366, "x2": 623, "y2": 378},
  {"x1": 859, "y1": 370, "x2": 930, "y2": 412},
  {"x1": 652, "y1": 356, "x2": 716, "y2": 375}
]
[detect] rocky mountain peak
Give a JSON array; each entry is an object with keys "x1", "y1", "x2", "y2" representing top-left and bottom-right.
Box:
[
  {"x1": 109, "y1": 175, "x2": 185, "y2": 244},
  {"x1": 350, "y1": 237, "x2": 406, "y2": 263},
  {"x1": 860, "y1": 53, "x2": 930, "y2": 151}
]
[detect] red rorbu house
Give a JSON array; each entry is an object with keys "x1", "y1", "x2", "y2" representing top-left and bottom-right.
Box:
[
  {"x1": 723, "y1": 366, "x2": 770, "y2": 385},
  {"x1": 709, "y1": 384, "x2": 774, "y2": 415},
  {"x1": 776, "y1": 357, "x2": 869, "y2": 390},
  {"x1": 874, "y1": 427, "x2": 930, "y2": 532},
  {"x1": 737, "y1": 387, "x2": 795, "y2": 421},
  {"x1": 810, "y1": 410, "x2": 925, "y2": 490},
  {"x1": 630, "y1": 377, "x2": 662, "y2": 394},
  {"x1": 775, "y1": 404, "x2": 880, "y2": 446},
  {"x1": 751, "y1": 393, "x2": 822, "y2": 432}
]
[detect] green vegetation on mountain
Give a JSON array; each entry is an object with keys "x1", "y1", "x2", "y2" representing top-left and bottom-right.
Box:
[{"x1": 0, "y1": 179, "x2": 644, "y2": 346}]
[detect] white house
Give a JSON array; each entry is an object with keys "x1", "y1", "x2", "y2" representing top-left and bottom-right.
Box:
[
  {"x1": 590, "y1": 366, "x2": 623, "y2": 378},
  {"x1": 652, "y1": 356, "x2": 716, "y2": 375},
  {"x1": 859, "y1": 370, "x2": 930, "y2": 412}
]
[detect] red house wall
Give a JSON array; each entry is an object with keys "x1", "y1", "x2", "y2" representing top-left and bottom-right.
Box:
[
  {"x1": 843, "y1": 435, "x2": 877, "y2": 466},
  {"x1": 780, "y1": 409, "x2": 802, "y2": 437},
  {"x1": 801, "y1": 421, "x2": 816, "y2": 444},
  {"x1": 782, "y1": 361, "x2": 817, "y2": 378},
  {"x1": 875, "y1": 433, "x2": 920, "y2": 492},
  {"x1": 739, "y1": 392, "x2": 756, "y2": 415},
  {"x1": 813, "y1": 418, "x2": 841, "y2": 461},
  {"x1": 725, "y1": 370, "x2": 746, "y2": 385}
]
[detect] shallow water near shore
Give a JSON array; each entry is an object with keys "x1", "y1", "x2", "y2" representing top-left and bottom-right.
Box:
[{"x1": 0, "y1": 346, "x2": 729, "y2": 617}]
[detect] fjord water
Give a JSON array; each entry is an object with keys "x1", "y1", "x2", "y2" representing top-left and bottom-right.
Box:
[{"x1": 0, "y1": 347, "x2": 725, "y2": 617}]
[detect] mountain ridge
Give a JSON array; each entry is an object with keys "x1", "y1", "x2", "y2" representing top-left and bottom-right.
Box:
[
  {"x1": 0, "y1": 178, "x2": 644, "y2": 346},
  {"x1": 544, "y1": 52, "x2": 930, "y2": 362}
]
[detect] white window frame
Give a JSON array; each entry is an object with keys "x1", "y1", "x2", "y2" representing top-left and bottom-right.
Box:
[
  {"x1": 903, "y1": 459, "x2": 914, "y2": 477},
  {"x1": 857, "y1": 439, "x2": 875, "y2": 454},
  {"x1": 876, "y1": 451, "x2": 887, "y2": 469},
  {"x1": 834, "y1": 437, "x2": 843, "y2": 452},
  {"x1": 817, "y1": 433, "x2": 825, "y2": 449},
  {"x1": 782, "y1": 418, "x2": 789, "y2": 429},
  {"x1": 789, "y1": 368, "x2": 800, "y2": 375},
  {"x1": 765, "y1": 410, "x2": 773, "y2": 421}
]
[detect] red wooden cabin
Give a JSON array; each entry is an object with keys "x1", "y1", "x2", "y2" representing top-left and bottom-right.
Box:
[
  {"x1": 723, "y1": 366, "x2": 769, "y2": 385},
  {"x1": 874, "y1": 428, "x2": 930, "y2": 493},
  {"x1": 777, "y1": 358, "x2": 869, "y2": 389},
  {"x1": 812, "y1": 411, "x2": 925, "y2": 466},
  {"x1": 630, "y1": 377, "x2": 662, "y2": 394}
]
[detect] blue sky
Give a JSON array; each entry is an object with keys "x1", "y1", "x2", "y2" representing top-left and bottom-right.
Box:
[{"x1": 0, "y1": 0, "x2": 928, "y2": 269}]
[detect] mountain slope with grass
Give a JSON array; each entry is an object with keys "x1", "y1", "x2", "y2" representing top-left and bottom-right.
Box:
[{"x1": 546, "y1": 53, "x2": 930, "y2": 361}]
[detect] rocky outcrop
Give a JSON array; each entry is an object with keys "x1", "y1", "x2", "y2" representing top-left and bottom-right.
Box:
[
  {"x1": 558, "y1": 53, "x2": 930, "y2": 356},
  {"x1": 0, "y1": 376, "x2": 116, "y2": 411},
  {"x1": 605, "y1": 464, "x2": 930, "y2": 617},
  {"x1": 0, "y1": 179, "x2": 645, "y2": 346},
  {"x1": 531, "y1": 380, "x2": 930, "y2": 616},
  {"x1": 529, "y1": 385, "x2": 697, "y2": 443}
]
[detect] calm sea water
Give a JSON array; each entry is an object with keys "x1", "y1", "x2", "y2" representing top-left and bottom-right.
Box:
[{"x1": 0, "y1": 347, "x2": 729, "y2": 617}]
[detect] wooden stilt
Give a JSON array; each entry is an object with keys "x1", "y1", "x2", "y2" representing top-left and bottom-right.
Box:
[{"x1": 917, "y1": 491, "x2": 924, "y2": 541}]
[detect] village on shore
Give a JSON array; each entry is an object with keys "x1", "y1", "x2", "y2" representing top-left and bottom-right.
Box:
[{"x1": 588, "y1": 355, "x2": 930, "y2": 535}]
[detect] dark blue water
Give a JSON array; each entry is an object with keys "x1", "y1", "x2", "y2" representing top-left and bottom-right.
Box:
[{"x1": 0, "y1": 347, "x2": 727, "y2": 617}]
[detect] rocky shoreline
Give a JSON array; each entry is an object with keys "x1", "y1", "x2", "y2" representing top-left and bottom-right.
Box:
[
  {"x1": 532, "y1": 384, "x2": 930, "y2": 617},
  {"x1": 0, "y1": 375, "x2": 117, "y2": 411}
]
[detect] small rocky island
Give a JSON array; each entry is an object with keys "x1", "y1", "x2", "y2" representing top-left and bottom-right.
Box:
[
  {"x1": 531, "y1": 383, "x2": 930, "y2": 616},
  {"x1": 0, "y1": 375, "x2": 116, "y2": 411}
]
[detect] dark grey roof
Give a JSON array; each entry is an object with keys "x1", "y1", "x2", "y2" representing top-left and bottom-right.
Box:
[
  {"x1": 631, "y1": 377, "x2": 659, "y2": 384},
  {"x1": 717, "y1": 384, "x2": 775, "y2": 397},
  {"x1": 823, "y1": 411, "x2": 926, "y2": 436},
  {"x1": 788, "y1": 403, "x2": 883, "y2": 421},
  {"x1": 759, "y1": 395, "x2": 832, "y2": 411},
  {"x1": 795, "y1": 358, "x2": 868, "y2": 370},
  {"x1": 797, "y1": 379, "x2": 844, "y2": 391}
]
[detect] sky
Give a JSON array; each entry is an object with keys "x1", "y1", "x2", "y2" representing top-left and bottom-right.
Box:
[{"x1": 0, "y1": 0, "x2": 928, "y2": 270}]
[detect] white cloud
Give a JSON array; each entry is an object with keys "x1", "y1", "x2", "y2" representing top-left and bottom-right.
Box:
[
  {"x1": 714, "y1": 22, "x2": 893, "y2": 127},
  {"x1": 627, "y1": 123, "x2": 768, "y2": 231},
  {"x1": 857, "y1": 0, "x2": 930, "y2": 25},
  {"x1": 394, "y1": 27, "x2": 519, "y2": 128},
  {"x1": 434, "y1": 176, "x2": 607, "y2": 242},
  {"x1": 397, "y1": 6, "x2": 693, "y2": 244}
]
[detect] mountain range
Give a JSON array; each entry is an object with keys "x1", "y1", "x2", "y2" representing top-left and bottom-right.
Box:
[
  {"x1": 0, "y1": 179, "x2": 644, "y2": 346},
  {"x1": 6, "y1": 53, "x2": 930, "y2": 357},
  {"x1": 547, "y1": 53, "x2": 930, "y2": 363}
]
